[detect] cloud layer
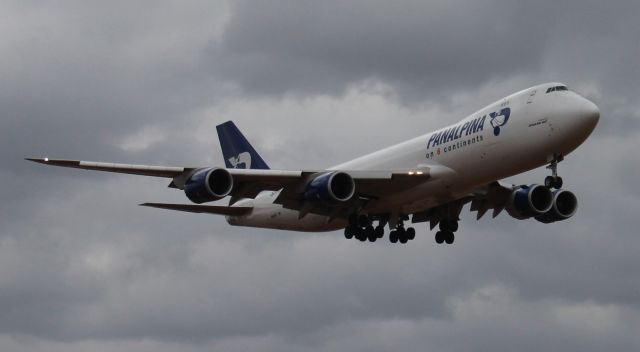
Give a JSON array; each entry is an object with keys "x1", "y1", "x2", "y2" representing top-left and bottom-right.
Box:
[{"x1": 1, "y1": 1, "x2": 639, "y2": 351}]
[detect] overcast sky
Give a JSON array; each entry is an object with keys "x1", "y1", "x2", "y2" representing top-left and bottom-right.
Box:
[{"x1": 1, "y1": 1, "x2": 640, "y2": 351}]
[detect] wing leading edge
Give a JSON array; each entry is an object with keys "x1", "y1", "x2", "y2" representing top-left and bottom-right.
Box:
[{"x1": 25, "y1": 158, "x2": 188, "y2": 178}]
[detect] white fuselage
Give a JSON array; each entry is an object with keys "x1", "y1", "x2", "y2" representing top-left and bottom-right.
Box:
[{"x1": 227, "y1": 83, "x2": 600, "y2": 232}]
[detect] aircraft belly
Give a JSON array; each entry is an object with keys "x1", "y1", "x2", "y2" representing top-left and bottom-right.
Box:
[
  {"x1": 227, "y1": 205, "x2": 346, "y2": 232},
  {"x1": 365, "y1": 175, "x2": 463, "y2": 215}
]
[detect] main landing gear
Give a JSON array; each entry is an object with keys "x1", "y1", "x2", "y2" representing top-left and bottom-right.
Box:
[
  {"x1": 434, "y1": 219, "x2": 457, "y2": 245},
  {"x1": 545, "y1": 155, "x2": 564, "y2": 189},
  {"x1": 343, "y1": 214, "x2": 458, "y2": 245},
  {"x1": 343, "y1": 214, "x2": 416, "y2": 244},
  {"x1": 344, "y1": 214, "x2": 384, "y2": 242},
  {"x1": 388, "y1": 222, "x2": 416, "y2": 244}
]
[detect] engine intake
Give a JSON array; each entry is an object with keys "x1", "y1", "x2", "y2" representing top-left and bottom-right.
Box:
[
  {"x1": 535, "y1": 189, "x2": 578, "y2": 223},
  {"x1": 184, "y1": 168, "x2": 233, "y2": 204},
  {"x1": 507, "y1": 184, "x2": 553, "y2": 219},
  {"x1": 304, "y1": 171, "x2": 355, "y2": 203}
]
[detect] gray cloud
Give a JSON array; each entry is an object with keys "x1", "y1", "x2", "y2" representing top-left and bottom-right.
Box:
[
  {"x1": 1, "y1": 0, "x2": 640, "y2": 351},
  {"x1": 212, "y1": 1, "x2": 553, "y2": 101}
]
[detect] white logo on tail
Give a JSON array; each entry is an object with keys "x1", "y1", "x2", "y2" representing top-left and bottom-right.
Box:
[{"x1": 228, "y1": 152, "x2": 252, "y2": 169}]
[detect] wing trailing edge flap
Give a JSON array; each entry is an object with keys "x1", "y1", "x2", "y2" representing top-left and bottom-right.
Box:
[
  {"x1": 411, "y1": 198, "x2": 470, "y2": 230},
  {"x1": 470, "y1": 181, "x2": 514, "y2": 220},
  {"x1": 140, "y1": 203, "x2": 252, "y2": 216}
]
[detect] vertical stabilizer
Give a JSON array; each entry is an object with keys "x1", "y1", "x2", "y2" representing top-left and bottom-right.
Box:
[{"x1": 216, "y1": 121, "x2": 270, "y2": 170}]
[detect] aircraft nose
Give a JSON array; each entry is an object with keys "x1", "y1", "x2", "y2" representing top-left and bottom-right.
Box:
[{"x1": 579, "y1": 97, "x2": 600, "y2": 129}]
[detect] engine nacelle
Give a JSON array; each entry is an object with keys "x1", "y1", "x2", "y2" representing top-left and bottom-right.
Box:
[
  {"x1": 507, "y1": 184, "x2": 554, "y2": 220},
  {"x1": 304, "y1": 171, "x2": 355, "y2": 204},
  {"x1": 183, "y1": 168, "x2": 233, "y2": 204},
  {"x1": 535, "y1": 189, "x2": 578, "y2": 223}
]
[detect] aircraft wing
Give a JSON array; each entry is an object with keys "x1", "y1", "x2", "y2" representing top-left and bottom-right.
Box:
[
  {"x1": 26, "y1": 157, "x2": 435, "y2": 194},
  {"x1": 26, "y1": 157, "x2": 440, "y2": 217}
]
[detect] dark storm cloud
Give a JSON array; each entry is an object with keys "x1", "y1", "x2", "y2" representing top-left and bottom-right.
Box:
[
  {"x1": 0, "y1": 0, "x2": 226, "y2": 171},
  {"x1": 212, "y1": 0, "x2": 555, "y2": 101},
  {"x1": 1, "y1": 0, "x2": 640, "y2": 352}
]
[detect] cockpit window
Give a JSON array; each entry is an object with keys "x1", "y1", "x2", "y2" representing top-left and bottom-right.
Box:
[{"x1": 546, "y1": 85, "x2": 569, "y2": 93}]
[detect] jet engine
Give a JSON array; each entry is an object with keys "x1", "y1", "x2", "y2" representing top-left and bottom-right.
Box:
[
  {"x1": 535, "y1": 189, "x2": 578, "y2": 223},
  {"x1": 304, "y1": 171, "x2": 355, "y2": 204},
  {"x1": 184, "y1": 168, "x2": 233, "y2": 204},
  {"x1": 507, "y1": 184, "x2": 554, "y2": 220}
]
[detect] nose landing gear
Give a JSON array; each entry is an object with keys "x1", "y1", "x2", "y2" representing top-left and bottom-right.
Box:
[{"x1": 545, "y1": 155, "x2": 564, "y2": 189}]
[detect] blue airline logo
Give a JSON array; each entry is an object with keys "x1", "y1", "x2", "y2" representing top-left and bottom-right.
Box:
[
  {"x1": 490, "y1": 108, "x2": 511, "y2": 136},
  {"x1": 426, "y1": 107, "x2": 511, "y2": 150}
]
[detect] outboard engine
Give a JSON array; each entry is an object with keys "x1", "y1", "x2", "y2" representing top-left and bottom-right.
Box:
[
  {"x1": 535, "y1": 189, "x2": 578, "y2": 223},
  {"x1": 184, "y1": 168, "x2": 233, "y2": 204},
  {"x1": 507, "y1": 184, "x2": 554, "y2": 220},
  {"x1": 304, "y1": 171, "x2": 355, "y2": 204}
]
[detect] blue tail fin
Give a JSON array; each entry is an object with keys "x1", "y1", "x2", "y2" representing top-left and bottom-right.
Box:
[{"x1": 216, "y1": 121, "x2": 270, "y2": 170}]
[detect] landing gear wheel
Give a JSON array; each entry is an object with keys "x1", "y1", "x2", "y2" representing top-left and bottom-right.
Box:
[
  {"x1": 439, "y1": 220, "x2": 458, "y2": 232},
  {"x1": 344, "y1": 227, "x2": 354, "y2": 239},
  {"x1": 406, "y1": 227, "x2": 416, "y2": 240},
  {"x1": 554, "y1": 176, "x2": 563, "y2": 189},
  {"x1": 389, "y1": 230, "x2": 399, "y2": 243},
  {"x1": 366, "y1": 226, "x2": 377, "y2": 242},
  {"x1": 397, "y1": 228, "x2": 407, "y2": 244},
  {"x1": 444, "y1": 231, "x2": 455, "y2": 244},
  {"x1": 546, "y1": 154, "x2": 565, "y2": 189},
  {"x1": 544, "y1": 175, "x2": 554, "y2": 188},
  {"x1": 435, "y1": 231, "x2": 445, "y2": 244},
  {"x1": 545, "y1": 175, "x2": 563, "y2": 189},
  {"x1": 375, "y1": 226, "x2": 385, "y2": 239},
  {"x1": 355, "y1": 229, "x2": 366, "y2": 242}
]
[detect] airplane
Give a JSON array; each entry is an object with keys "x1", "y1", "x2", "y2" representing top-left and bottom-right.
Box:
[{"x1": 27, "y1": 82, "x2": 600, "y2": 244}]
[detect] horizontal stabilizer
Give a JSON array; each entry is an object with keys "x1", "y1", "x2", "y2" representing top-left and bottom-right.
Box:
[{"x1": 140, "y1": 202, "x2": 252, "y2": 216}]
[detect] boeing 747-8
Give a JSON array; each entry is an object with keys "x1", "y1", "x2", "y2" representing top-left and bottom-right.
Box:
[{"x1": 27, "y1": 83, "x2": 600, "y2": 244}]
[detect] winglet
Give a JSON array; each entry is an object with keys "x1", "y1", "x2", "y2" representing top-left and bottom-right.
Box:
[
  {"x1": 26, "y1": 157, "x2": 80, "y2": 167},
  {"x1": 25, "y1": 157, "x2": 48, "y2": 163}
]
